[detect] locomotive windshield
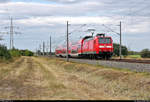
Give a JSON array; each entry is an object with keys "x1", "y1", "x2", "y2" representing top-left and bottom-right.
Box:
[{"x1": 99, "y1": 38, "x2": 111, "y2": 44}]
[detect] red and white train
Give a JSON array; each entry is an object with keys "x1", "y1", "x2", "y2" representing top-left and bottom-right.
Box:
[{"x1": 55, "y1": 34, "x2": 113, "y2": 59}]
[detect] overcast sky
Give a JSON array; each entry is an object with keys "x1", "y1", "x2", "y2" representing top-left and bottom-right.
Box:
[{"x1": 0, "y1": 0, "x2": 150, "y2": 52}]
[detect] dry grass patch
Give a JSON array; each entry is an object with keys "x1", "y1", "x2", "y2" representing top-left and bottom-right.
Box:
[{"x1": 40, "y1": 57, "x2": 150, "y2": 100}]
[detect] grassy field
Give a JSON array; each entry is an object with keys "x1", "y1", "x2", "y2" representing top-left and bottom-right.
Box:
[
  {"x1": 113, "y1": 55, "x2": 143, "y2": 59},
  {"x1": 127, "y1": 55, "x2": 141, "y2": 59},
  {"x1": 0, "y1": 56, "x2": 150, "y2": 100}
]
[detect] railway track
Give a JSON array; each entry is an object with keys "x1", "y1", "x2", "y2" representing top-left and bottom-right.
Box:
[
  {"x1": 69, "y1": 57, "x2": 150, "y2": 64},
  {"x1": 50, "y1": 55, "x2": 150, "y2": 64},
  {"x1": 108, "y1": 59, "x2": 150, "y2": 64},
  {"x1": 54, "y1": 56, "x2": 150, "y2": 73}
]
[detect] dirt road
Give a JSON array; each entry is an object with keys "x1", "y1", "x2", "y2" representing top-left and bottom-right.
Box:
[{"x1": 0, "y1": 56, "x2": 150, "y2": 100}]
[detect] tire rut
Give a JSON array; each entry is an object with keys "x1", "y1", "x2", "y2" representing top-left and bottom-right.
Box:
[
  {"x1": 33, "y1": 57, "x2": 104, "y2": 99},
  {"x1": 0, "y1": 57, "x2": 26, "y2": 80},
  {"x1": 0, "y1": 57, "x2": 41, "y2": 100}
]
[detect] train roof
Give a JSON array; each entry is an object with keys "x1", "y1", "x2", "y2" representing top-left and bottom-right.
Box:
[{"x1": 82, "y1": 36, "x2": 93, "y2": 40}]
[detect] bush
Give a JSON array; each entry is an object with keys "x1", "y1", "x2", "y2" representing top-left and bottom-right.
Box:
[
  {"x1": 9, "y1": 48, "x2": 21, "y2": 57},
  {"x1": 113, "y1": 43, "x2": 128, "y2": 56},
  {"x1": 0, "y1": 45, "x2": 12, "y2": 60},
  {"x1": 140, "y1": 49, "x2": 150, "y2": 58},
  {"x1": 20, "y1": 50, "x2": 34, "y2": 56}
]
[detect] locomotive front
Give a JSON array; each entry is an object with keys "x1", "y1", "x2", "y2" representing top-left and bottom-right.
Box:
[{"x1": 96, "y1": 34, "x2": 113, "y2": 59}]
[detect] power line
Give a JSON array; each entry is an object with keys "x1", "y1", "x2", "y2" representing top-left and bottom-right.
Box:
[
  {"x1": 102, "y1": 24, "x2": 120, "y2": 35},
  {"x1": 69, "y1": 24, "x2": 87, "y2": 35}
]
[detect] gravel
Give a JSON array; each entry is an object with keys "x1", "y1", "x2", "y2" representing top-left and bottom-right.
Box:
[{"x1": 61, "y1": 58, "x2": 150, "y2": 73}]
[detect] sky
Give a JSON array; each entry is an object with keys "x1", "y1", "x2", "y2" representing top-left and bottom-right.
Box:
[{"x1": 0, "y1": 0, "x2": 150, "y2": 52}]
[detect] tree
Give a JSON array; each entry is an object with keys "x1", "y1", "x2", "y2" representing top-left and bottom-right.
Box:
[
  {"x1": 113, "y1": 43, "x2": 128, "y2": 56},
  {"x1": 140, "y1": 49, "x2": 150, "y2": 58},
  {"x1": 0, "y1": 45, "x2": 11, "y2": 60}
]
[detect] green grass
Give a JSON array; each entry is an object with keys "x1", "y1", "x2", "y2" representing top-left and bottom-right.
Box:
[{"x1": 128, "y1": 55, "x2": 141, "y2": 58}]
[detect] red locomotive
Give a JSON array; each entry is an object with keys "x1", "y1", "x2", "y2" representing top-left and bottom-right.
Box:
[{"x1": 55, "y1": 33, "x2": 113, "y2": 59}]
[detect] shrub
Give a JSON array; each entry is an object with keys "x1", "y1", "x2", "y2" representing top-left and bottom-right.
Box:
[
  {"x1": 0, "y1": 45, "x2": 11, "y2": 60},
  {"x1": 24, "y1": 50, "x2": 34, "y2": 56},
  {"x1": 140, "y1": 49, "x2": 150, "y2": 58},
  {"x1": 113, "y1": 43, "x2": 128, "y2": 56},
  {"x1": 9, "y1": 48, "x2": 21, "y2": 57},
  {"x1": 20, "y1": 50, "x2": 34, "y2": 56}
]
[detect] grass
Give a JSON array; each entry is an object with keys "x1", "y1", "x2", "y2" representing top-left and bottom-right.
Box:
[
  {"x1": 1, "y1": 56, "x2": 150, "y2": 100},
  {"x1": 41, "y1": 57, "x2": 150, "y2": 100},
  {"x1": 113, "y1": 55, "x2": 142, "y2": 59},
  {"x1": 34, "y1": 58, "x2": 66, "y2": 90},
  {"x1": 127, "y1": 55, "x2": 141, "y2": 58}
]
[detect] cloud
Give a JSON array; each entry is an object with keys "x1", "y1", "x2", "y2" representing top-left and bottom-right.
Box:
[
  {"x1": 45, "y1": 0, "x2": 83, "y2": 4},
  {"x1": 0, "y1": 1, "x2": 104, "y2": 17},
  {"x1": 0, "y1": 0, "x2": 10, "y2": 3},
  {"x1": 1, "y1": 1, "x2": 150, "y2": 18},
  {"x1": 16, "y1": 16, "x2": 114, "y2": 26}
]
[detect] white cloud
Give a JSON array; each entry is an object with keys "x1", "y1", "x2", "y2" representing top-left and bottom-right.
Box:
[{"x1": 16, "y1": 16, "x2": 114, "y2": 26}]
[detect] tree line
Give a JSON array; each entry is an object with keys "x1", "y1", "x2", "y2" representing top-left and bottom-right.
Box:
[
  {"x1": 0, "y1": 44, "x2": 34, "y2": 60},
  {"x1": 113, "y1": 43, "x2": 150, "y2": 58}
]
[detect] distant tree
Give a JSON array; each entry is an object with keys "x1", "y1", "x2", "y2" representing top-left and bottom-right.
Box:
[
  {"x1": 140, "y1": 49, "x2": 150, "y2": 58},
  {"x1": 113, "y1": 43, "x2": 128, "y2": 56}
]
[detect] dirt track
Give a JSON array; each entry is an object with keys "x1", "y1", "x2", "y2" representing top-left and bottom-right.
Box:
[{"x1": 0, "y1": 56, "x2": 150, "y2": 100}]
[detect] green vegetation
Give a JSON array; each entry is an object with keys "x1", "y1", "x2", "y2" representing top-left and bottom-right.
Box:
[
  {"x1": 0, "y1": 45, "x2": 12, "y2": 60},
  {"x1": 9, "y1": 49, "x2": 34, "y2": 57},
  {"x1": 128, "y1": 51, "x2": 140, "y2": 55},
  {"x1": 127, "y1": 51, "x2": 141, "y2": 59},
  {"x1": 140, "y1": 49, "x2": 150, "y2": 58},
  {"x1": 128, "y1": 55, "x2": 141, "y2": 58},
  {"x1": 0, "y1": 44, "x2": 34, "y2": 61},
  {"x1": 113, "y1": 43, "x2": 128, "y2": 56},
  {"x1": 9, "y1": 48, "x2": 21, "y2": 57},
  {"x1": 20, "y1": 50, "x2": 34, "y2": 56}
]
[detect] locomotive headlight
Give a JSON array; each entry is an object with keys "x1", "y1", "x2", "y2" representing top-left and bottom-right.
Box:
[
  {"x1": 99, "y1": 46, "x2": 104, "y2": 48},
  {"x1": 106, "y1": 46, "x2": 112, "y2": 48}
]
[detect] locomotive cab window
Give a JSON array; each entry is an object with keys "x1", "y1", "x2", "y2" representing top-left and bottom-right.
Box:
[
  {"x1": 99, "y1": 38, "x2": 105, "y2": 44},
  {"x1": 99, "y1": 38, "x2": 111, "y2": 44},
  {"x1": 105, "y1": 38, "x2": 111, "y2": 44}
]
